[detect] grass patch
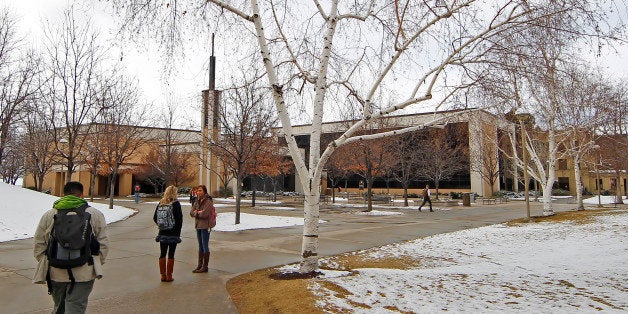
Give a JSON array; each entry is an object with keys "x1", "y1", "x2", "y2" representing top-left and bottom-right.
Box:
[
  {"x1": 507, "y1": 209, "x2": 622, "y2": 226},
  {"x1": 227, "y1": 209, "x2": 626, "y2": 312},
  {"x1": 226, "y1": 268, "x2": 321, "y2": 314},
  {"x1": 322, "y1": 253, "x2": 422, "y2": 270}
]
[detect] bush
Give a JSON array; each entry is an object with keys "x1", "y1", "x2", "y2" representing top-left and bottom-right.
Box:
[
  {"x1": 26, "y1": 186, "x2": 37, "y2": 191},
  {"x1": 551, "y1": 188, "x2": 570, "y2": 196},
  {"x1": 407, "y1": 193, "x2": 418, "y2": 198},
  {"x1": 450, "y1": 192, "x2": 462, "y2": 199},
  {"x1": 218, "y1": 186, "x2": 233, "y2": 197},
  {"x1": 178, "y1": 187, "x2": 192, "y2": 195}
]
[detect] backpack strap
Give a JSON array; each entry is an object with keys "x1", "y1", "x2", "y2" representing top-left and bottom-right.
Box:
[
  {"x1": 46, "y1": 268, "x2": 52, "y2": 295},
  {"x1": 67, "y1": 268, "x2": 76, "y2": 294}
]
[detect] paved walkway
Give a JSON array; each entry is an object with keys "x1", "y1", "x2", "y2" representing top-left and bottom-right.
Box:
[{"x1": 0, "y1": 198, "x2": 603, "y2": 313}]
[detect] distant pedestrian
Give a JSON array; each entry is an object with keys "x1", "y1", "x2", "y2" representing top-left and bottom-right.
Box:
[
  {"x1": 418, "y1": 184, "x2": 433, "y2": 212},
  {"x1": 189, "y1": 188, "x2": 197, "y2": 205},
  {"x1": 33, "y1": 181, "x2": 109, "y2": 314},
  {"x1": 190, "y1": 185, "x2": 217, "y2": 273},
  {"x1": 153, "y1": 185, "x2": 183, "y2": 282}
]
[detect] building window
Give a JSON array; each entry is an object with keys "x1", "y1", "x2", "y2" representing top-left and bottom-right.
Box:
[{"x1": 596, "y1": 179, "x2": 603, "y2": 190}]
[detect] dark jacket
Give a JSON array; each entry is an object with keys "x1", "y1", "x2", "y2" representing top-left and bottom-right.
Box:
[{"x1": 153, "y1": 201, "x2": 183, "y2": 238}]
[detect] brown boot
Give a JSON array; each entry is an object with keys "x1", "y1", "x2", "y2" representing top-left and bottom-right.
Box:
[
  {"x1": 159, "y1": 258, "x2": 167, "y2": 282},
  {"x1": 200, "y1": 252, "x2": 210, "y2": 272},
  {"x1": 192, "y1": 252, "x2": 203, "y2": 273},
  {"x1": 165, "y1": 259, "x2": 175, "y2": 282},
  {"x1": 193, "y1": 252, "x2": 210, "y2": 273}
]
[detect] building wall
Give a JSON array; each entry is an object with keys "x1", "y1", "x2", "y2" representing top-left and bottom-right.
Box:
[{"x1": 23, "y1": 125, "x2": 202, "y2": 197}]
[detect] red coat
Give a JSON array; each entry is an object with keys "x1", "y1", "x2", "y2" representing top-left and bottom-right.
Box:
[{"x1": 190, "y1": 196, "x2": 216, "y2": 229}]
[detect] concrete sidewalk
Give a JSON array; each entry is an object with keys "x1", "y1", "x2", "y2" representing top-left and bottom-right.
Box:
[{"x1": 0, "y1": 199, "x2": 592, "y2": 313}]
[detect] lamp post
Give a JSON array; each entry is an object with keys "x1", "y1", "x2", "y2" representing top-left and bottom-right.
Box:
[
  {"x1": 519, "y1": 119, "x2": 530, "y2": 219},
  {"x1": 596, "y1": 161, "x2": 602, "y2": 207},
  {"x1": 591, "y1": 145, "x2": 602, "y2": 208}
]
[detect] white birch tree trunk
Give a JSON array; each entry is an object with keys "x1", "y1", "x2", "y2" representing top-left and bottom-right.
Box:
[{"x1": 110, "y1": 0, "x2": 614, "y2": 273}]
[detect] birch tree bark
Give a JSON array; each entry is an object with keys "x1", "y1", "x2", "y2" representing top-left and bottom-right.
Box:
[{"x1": 110, "y1": 0, "x2": 623, "y2": 271}]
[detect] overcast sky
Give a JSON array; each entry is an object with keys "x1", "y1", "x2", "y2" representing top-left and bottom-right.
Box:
[{"x1": 3, "y1": 0, "x2": 626, "y2": 126}]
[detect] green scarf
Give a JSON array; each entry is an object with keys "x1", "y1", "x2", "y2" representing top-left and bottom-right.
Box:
[{"x1": 53, "y1": 195, "x2": 88, "y2": 210}]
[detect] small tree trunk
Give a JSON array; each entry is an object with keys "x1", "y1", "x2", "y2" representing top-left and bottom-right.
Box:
[
  {"x1": 403, "y1": 184, "x2": 409, "y2": 207},
  {"x1": 109, "y1": 170, "x2": 117, "y2": 210},
  {"x1": 235, "y1": 176, "x2": 242, "y2": 224},
  {"x1": 89, "y1": 170, "x2": 97, "y2": 202},
  {"x1": 615, "y1": 172, "x2": 624, "y2": 204}
]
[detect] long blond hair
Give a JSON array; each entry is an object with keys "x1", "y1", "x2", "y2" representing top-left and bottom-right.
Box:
[{"x1": 159, "y1": 185, "x2": 178, "y2": 205}]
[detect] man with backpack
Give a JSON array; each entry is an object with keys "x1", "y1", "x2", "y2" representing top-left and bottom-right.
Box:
[{"x1": 33, "y1": 181, "x2": 109, "y2": 314}]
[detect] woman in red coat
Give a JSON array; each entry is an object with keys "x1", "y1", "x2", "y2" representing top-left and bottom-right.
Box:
[{"x1": 189, "y1": 185, "x2": 216, "y2": 273}]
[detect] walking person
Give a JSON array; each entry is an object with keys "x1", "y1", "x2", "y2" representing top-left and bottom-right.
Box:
[
  {"x1": 33, "y1": 181, "x2": 109, "y2": 314},
  {"x1": 153, "y1": 185, "x2": 183, "y2": 282},
  {"x1": 418, "y1": 184, "x2": 433, "y2": 212},
  {"x1": 190, "y1": 185, "x2": 217, "y2": 273},
  {"x1": 189, "y1": 188, "x2": 197, "y2": 205}
]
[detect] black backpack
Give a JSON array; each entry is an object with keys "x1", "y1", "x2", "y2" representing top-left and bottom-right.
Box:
[
  {"x1": 46, "y1": 204, "x2": 99, "y2": 294},
  {"x1": 155, "y1": 203, "x2": 175, "y2": 230}
]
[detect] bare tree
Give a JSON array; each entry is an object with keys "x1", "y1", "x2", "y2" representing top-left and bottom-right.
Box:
[
  {"x1": 98, "y1": 75, "x2": 148, "y2": 209},
  {"x1": 23, "y1": 104, "x2": 57, "y2": 191},
  {"x1": 469, "y1": 127, "x2": 500, "y2": 197},
  {"x1": 415, "y1": 126, "x2": 469, "y2": 199},
  {"x1": 41, "y1": 7, "x2": 107, "y2": 183},
  {"x1": 0, "y1": 9, "x2": 40, "y2": 175},
  {"x1": 110, "y1": 0, "x2": 623, "y2": 272},
  {"x1": 340, "y1": 136, "x2": 392, "y2": 212},
  {"x1": 389, "y1": 132, "x2": 422, "y2": 206},
  {"x1": 597, "y1": 82, "x2": 627, "y2": 204},
  {"x1": 83, "y1": 123, "x2": 105, "y2": 201},
  {"x1": 555, "y1": 66, "x2": 610, "y2": 209},
  {"x1": 326, "y1": 150, "x2": 349, "y2": 203},
  {"x1": 208, "y1": 78, "x2": 278, "y2": 224},
  {"x1": 475, "y1": 1, "x2": 623, "y2": 215},
  {"x1": 1, "y1": 131, "x2": 24, "y2": 184}
]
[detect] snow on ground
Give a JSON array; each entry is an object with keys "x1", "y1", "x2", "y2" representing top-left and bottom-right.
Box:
[
  {"x1": 583, "y1": 195, "x2": 626, "y2": 204},
  {"x1": 307, "y1": 210, "x2": 628, "y2": 313},
  {"x1": 2, "y1": 181, "x2": 627, "y2": 311},
  {"x1": 0, "y1": 183, "x2": 312, "y2": 241},
  {"x1": 355, "y1": 210, "x2": 402, "y2": 216},
  {"x1": 0, "y1": 182, "x2": 135, "y2": 242},
  {"x1": 213, "y1": 212, "x2": 324, "y2": 232}
]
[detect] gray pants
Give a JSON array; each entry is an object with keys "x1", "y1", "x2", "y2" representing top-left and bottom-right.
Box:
[{"x1": 50, "y1": 280, "x2": 94, "y2": 314}]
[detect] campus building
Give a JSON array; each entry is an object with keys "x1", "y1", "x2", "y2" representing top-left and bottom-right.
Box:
[
  {"x1": 23, "y1": 106, "x2": 626, "y2": 200},
  {"x1": 23, "y1": 124, "x2": 202, "y2": 197}
]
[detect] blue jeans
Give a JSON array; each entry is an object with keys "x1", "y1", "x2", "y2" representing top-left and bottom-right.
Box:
[{"x1": 196, "y1": 229, "x2": 211, "y2": 253}]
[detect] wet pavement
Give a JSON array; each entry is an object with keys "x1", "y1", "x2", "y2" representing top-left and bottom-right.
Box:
[{"x1": 0, "y1": 198, "x2": 607, "y2": 313}]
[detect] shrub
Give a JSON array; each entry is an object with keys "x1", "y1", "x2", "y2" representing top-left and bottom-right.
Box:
[
  {"x1": 218, "y1": 186, "x2": 233, "y2": 197},
  {"x1": 551, "y1": 188, "x2": 571, "y2": 196},
  {"x1": 178, "y1": 187, "x2": 192, "y2": 195}
]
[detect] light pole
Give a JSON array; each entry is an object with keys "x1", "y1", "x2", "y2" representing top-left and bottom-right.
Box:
[
  {"x1": 592, "y1": 145, "x2": 602, "y2": 208},
  {"x1": 519, "y1": 119, "x2": 530, "y2": 219}
]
